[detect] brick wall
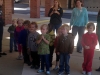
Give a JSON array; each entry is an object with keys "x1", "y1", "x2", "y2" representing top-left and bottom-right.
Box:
[
  {"x1": 3, "y1": 0, "x2": 12, "y2": 25},
  {"x1": 30, "y1": 0, "x2": 40, "y2": 18}
]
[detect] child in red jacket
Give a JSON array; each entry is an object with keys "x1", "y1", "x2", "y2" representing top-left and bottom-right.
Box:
[
  {"x1": 81, "y1": 22, "x2": 98, "y2": 75},
  {"x1": 15, "y1": 18, "x2": 24, "y2": 60}
]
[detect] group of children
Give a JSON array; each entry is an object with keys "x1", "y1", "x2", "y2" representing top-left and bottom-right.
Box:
[{"x1": 8, "y1": 18, "x2": 99, "y2": 75}]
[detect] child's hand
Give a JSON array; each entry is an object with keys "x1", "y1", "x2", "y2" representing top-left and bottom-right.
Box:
[
  {"x1": 85, "y1": 46, "x2": 90, "y2": 49},
  {"x1": 42, "y1": 35, "x2": 45, "y2": 40}
]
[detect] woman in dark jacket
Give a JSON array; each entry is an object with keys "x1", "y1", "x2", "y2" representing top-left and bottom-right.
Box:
[{"x1": 48, "y1": 0, "x2": 63, "y2": 32}]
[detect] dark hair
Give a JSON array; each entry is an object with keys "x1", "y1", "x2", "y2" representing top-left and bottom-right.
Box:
[
  {"x1": 23, "y1": 20, "x2": 30, "y2": 26},
  {"x1": 97, "y1": 10, "x2": 100, "y2": 17},
  {"x1": 30, "y1": 22, "x2": 38, "y2": 28},
  {"x1": 87, "y1": 22, "x2": 95, "y2": 31},
  {"x1": 74, "y1": 0, "x2": 83, "y2": 7}
]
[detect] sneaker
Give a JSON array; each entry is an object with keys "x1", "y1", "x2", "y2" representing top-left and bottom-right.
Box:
[
  {"x1": 82, "y1": 71, "x2": 86, "y2": 74},
  {"x1": 53, "y1": 66, "x2": 59, "y2": 70},
  {"x1": 30, "y1": 65, "x2": 35, "y2": 69},
  {"x1": 46, "y1": 71, "x2": 50, "y2": 75},
  {"x1": 37, "y1": 70, "x2": 44, "y2": 73},
  {"x1": 35, "y1": 65, "x2": 40, "y2": 69},
  {"x1": 96, "y1": 67, "x2": 100, "y2": 71},
  {"x1": 58, "y1": 71, "x2": 64, "y2": 75},
  {"x1": 87, "y1": 72, "x2": 91, "y2": 75},
  {"x1": 17, "y1": 56, "x2": 23, "y2": 60}
]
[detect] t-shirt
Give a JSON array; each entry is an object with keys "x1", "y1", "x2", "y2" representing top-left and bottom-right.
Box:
[{"x1": 37, "y1": 34, "x2": 50, "y2": 55}]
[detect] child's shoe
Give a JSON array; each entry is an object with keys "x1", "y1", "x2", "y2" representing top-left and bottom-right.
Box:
[
  {"x1": 96, "y1": 67, "x2": 100, "y2": 71},
  {"x1": 53, "y1": 66, "x2": 59, "y2": 70},
  {"x1": 58, "y1": 71, "x2": 64, "y2": 75},
  {"x1": 82, "y1": 71, "x2": 86, "y2": 75},
  {"x1": 17, "y1": 56, "x2": 23, "y2": 60},
  {"x1": 37, "y1": 69, "x2": 44, "y2": 73},
  {"x1": 46, "y1": 71, "x2": 50, "y2": 75},
  {"x1": 87, "y1": 72, "x2": 91, "y2": 75},
  {"x1": 30, "y1": 65, "x2": 34, "y2": 69}
]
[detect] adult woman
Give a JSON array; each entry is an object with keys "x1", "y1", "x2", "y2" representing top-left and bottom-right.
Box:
[
  {"x1": 96, "y1": 10, "x2": 100, "y2": 71},
  {"x1": 48, "y1": 0, "x2": 63, "y2": 32},
  {"x1": 70, "y1": 0, "x2": 88, "y2": 53}
]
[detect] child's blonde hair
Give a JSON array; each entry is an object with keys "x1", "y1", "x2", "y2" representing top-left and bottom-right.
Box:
[
  {"x1": 17, "y1": 18, "x2": 24, "y2": 24},
  {"x1": 87, "y1": 22, "x2": 95, "y2": 31},
  {"x1": 40, "y1": 24, "x2": 48, "y2": 30},
  {"x1": 57, "y1": 26, "x2": 62, "y2": 36},
  {"x1": 61, "y1": 24, "x2": 70, "y2": 32},
  {"x1": 12, "y1": 19, "x2": 17, "y2": 26}
]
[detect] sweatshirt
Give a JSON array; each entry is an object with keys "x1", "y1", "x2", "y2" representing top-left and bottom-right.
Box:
[
  {"x1": 81, "y1": 32, "x2": 98, "y2": 50},
  {"x1": 70, "y1": 7, "x2": 88, "y2": 26},
  {"x1": 18, "y1": 29, "x2": 29, "y2": 46},
  {"x1": 27, "y1": 32, "x2": 39, "y2": 51},
  {"x1": 14, "y1": 26, "x2": 24, "y2": 43},
  {"x1": 8, "y1": 25, "x2": 16, "y2": 38}
]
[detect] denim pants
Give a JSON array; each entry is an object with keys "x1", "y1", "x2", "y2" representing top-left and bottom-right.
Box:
[
  {"x1": 40, "y1": 54, "x2": 50, "y2": 71},
  {"x1": 59, "y1": 53, "x2": 70, "y2": 74},
  {"x1": 53, "y1": 23, "x2": 62, "y2": 33},
  {"x1": 10, "y1": 37, "x2": 17, "y2": 51},
  {"x1": 72, "y1": 26, "x2": 85, "y2": 52}
]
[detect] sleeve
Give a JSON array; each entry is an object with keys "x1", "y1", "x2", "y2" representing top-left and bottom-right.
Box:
[
  {"x1": 18, "y1": 31, "x2": 22, "y2": 44},
  {"x1": 59, "y1": 8, "x2": 63, "y2": 17},
  {"x1": 84, "y1": 8, "x2": 88, "y2": 25},
  {"x1": 46, "y1": 35, "x2": 50, "y2": 42},
  {"x1": 70, "y1": 9, "x2": 74, "y2": 26},
  {"x1": 48, "y1": 8, "x2": 53, "y2": 17},
  {"x1": 81, "y1": 34, "x2": 86, "y2": 48},
  {"x1": 89, "y1": 34, "x2": 98, "y2": 49},
  {"x1": 8, "y1": 26, "x2": 11, "y2": 33},
  {"x1": 27, "y1": 34, "x2": 30, "y2": 49},
  {"x1": 68, "y1": 36, "x2": 74, "y2": 54},
  {"x1": 14, "y1": 28, "x2": 17, "y2": 42}
]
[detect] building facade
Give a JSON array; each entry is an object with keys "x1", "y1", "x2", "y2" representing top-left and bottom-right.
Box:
[{"x1": 23, "y1": 0, "x2": 100, "y2": 11}]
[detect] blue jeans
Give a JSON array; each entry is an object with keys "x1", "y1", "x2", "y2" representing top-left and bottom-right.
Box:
[
  {"x1": 10, "y1": 37, "x2": 17, "y2": 51},
  {"x1": 40, "y1": 54, "x2": 50, "y2": 71},
  {"x1": 53, "y1": 23, "x2": 62, "y2": 33},
  {"x1": 59, "y1": 53, "x2": 70, "y2": 74},
  {"x1": 72, "y1": 26, "x2": 85, "y2": 52}
]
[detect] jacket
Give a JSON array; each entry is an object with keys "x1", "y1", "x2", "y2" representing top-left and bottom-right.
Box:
[
  {"x1": 57, "y1": 33, "x2": 74, "y2": 54},
  {"x1": 8, "y1": 25, "x2": 16, "y2": 38},
  {"x1": 18, "y1": 29, "x2": 29, "y2": 46},
  {"x1": 14, "y1": 26, "x2": 24, "y2": 43},
  {"x1": 81, "y1": 32, "x2": 98, "y2": 50}
]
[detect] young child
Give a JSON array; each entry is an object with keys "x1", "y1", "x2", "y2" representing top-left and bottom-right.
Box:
[
  {"x1": 19, "y1": 20, "x2": 30, "y2": 64},
  {"x1": 81, "y1": 22, "x2": 98, "y2": 75},
  {"x1": 48, "y1": 23, "x2": 55, "y2": 67},
  {"x1": 53, "y1": 27, "x2": 62, "y2": 70},
  {"x1": 27, "y1": 22, "x2": 40, "y2": 69},
  {"x1": 37, "y1": 24, "x2": 50, "y2": 75},
  {"x1": 8, "y1": 19, "x2": 17, "y2": 53},
  {"x1": 15, "y1": 18, "x2": 24, "y2": 60},
  {"x1": 57, "y1": 24, "x2": 74, "y2": 75}
]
